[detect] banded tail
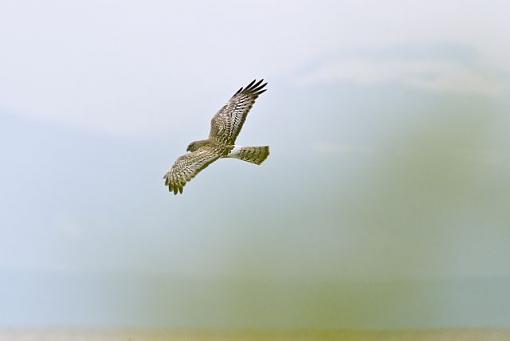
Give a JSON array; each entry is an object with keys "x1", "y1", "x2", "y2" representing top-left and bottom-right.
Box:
[{"x1": 227, "y1": 146, "x2": 270, "y2": 165}]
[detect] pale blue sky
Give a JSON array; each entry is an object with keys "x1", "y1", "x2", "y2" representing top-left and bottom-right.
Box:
[{"x1": 1, "y1": 0, "x2": 510, "y2": 329}]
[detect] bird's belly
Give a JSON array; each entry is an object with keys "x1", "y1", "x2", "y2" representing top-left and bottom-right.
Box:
[{"x1": 213, "y1": 145, "x2": 234, "y2": 157}]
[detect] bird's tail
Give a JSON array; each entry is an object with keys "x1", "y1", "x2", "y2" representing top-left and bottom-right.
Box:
[{"x1": 227, "y1": 146, "x2": 270, "y2": 165}]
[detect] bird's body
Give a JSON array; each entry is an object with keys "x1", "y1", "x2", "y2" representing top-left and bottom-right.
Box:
[{"x1": 164, "y1": 79, "x2": 269, "y2": 194}]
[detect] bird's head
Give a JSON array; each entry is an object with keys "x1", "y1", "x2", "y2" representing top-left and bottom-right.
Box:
[{"x1": 187, "y1": 139, "x2": 209, "y2": 152}]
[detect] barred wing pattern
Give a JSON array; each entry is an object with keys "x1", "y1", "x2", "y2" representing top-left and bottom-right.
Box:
[
  {"x1": 163, "y1": 146, "x2": 222, "y2": 194},
  {"x1": 209, "y1": 79, "x2": 267, "y2": 145}
]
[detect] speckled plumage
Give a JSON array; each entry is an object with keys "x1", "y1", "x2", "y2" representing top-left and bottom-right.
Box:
[{"x1": 164, "y1": 80, "x2": 269, "y2": 194}]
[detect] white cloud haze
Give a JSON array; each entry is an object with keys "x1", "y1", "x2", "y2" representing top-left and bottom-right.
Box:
[{"x1": 0, "y1": 0, "x2": 508, "y2": 135}]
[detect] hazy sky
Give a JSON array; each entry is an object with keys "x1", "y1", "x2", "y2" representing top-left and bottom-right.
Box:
[{"x1": 1, "y1": 0, "x2": 510, "y2": 329}]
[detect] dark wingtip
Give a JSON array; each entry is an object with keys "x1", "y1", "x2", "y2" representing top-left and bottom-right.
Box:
[
  {"x1": 168, "y1": 184, "x2": 184, "y2": 195},
  {"x1": 245, "y1": 79, "x2": 256, "y2": 89},
  {"x1": 253, "y1": 79, "x2": 264, "y2": 88},
  {"x1": 239, "y1": 79, "x2": 267, "y2": 96}
]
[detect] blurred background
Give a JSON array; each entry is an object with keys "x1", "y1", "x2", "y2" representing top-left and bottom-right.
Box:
[{"x1": 1, "y1": 0, "x2": 509, "y2": 330}]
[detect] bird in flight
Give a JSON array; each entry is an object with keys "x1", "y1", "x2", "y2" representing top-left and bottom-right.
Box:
[{"x1": 164, "y1": 79, "x2": 270, "y2": 194}]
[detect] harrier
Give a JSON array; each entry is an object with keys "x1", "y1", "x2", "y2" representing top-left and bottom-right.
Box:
[{"x1": 164, "y1": 79, "x2": 270, "y2": 194}]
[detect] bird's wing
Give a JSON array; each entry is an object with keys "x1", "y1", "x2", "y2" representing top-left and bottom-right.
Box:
[
  {"x1": 163, "y1": 146, "x2": 222, "y2": 194},
  {"x1": 209, "y1": 79, "x2": 267, "y2": 145}
]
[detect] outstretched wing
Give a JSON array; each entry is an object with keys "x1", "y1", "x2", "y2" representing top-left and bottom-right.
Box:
[
  {"x1": 209, "y1": 79, "x2": 267, "y2": 145},
  {"x1": 163, "y1": 146, "x2": 222, "y2": 194}
]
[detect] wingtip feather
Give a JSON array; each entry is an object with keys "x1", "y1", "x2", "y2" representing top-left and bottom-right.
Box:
[
  {"x1": 239, "y1": 79, "x2": 268, "y2": 96},
  {"x1": 245, "y1": 79, "x2": 256, "y2": 89}
]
